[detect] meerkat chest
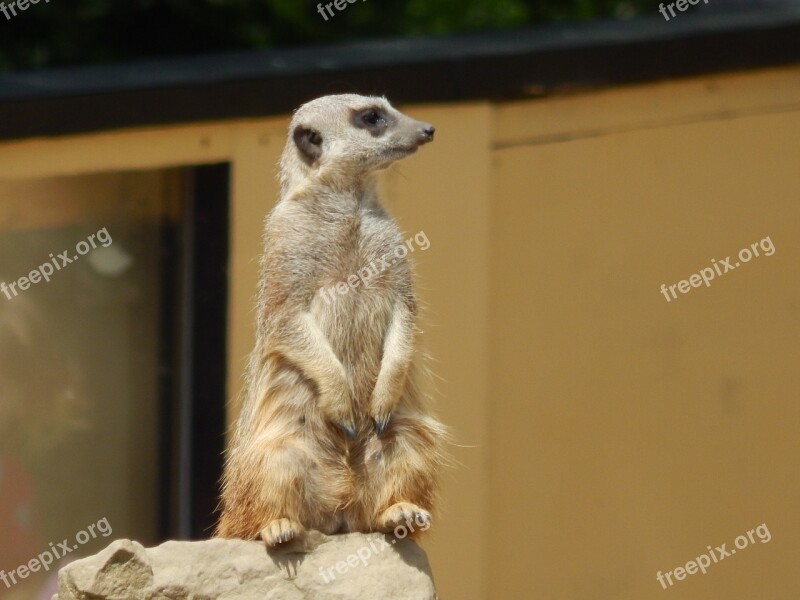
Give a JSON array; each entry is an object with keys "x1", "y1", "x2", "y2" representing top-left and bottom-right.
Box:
[
  {"x1": 316, "y1": 212, "x2": 408, "y2": 304},
  {"x1": 310, "y1": 210, "x2": 408, "y2": 367}
]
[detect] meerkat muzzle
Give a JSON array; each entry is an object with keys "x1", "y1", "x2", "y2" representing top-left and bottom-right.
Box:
[{"x1": 419, "y1": 123, "x2": 435, "y2": 143}]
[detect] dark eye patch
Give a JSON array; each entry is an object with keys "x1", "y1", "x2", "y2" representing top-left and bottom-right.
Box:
[{"x1": 351, "y1": 107, "x2": 390, "y2": 135}]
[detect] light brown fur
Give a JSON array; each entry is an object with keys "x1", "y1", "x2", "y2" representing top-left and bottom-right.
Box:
[{"x1": 216, "y1": 95, "x2": 448, "y2": 547}]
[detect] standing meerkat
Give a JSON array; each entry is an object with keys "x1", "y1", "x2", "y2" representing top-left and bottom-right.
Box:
[{"x1": 216, "y1": 94, "x2": 448, "y2": 547}]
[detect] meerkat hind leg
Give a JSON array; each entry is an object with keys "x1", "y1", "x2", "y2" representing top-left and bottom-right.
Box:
[
  {"x1": 375, "y1": 502, "x2": 432, "y2": 533},
  {"x1": 261, "y1": 518, "x2": 305, "y2": 547}
]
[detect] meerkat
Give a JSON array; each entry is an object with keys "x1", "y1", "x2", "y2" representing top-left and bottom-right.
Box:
[{"x1": 216, "y1": 94, "x2": 448, "y2": 547}]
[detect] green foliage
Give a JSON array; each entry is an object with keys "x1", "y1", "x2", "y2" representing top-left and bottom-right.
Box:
[{"x1": 0, "y1": 0, "x2": 660, "y2": 71}]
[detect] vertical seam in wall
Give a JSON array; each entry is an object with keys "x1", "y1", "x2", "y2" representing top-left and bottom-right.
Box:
[{"x1": 482, "y1": 100, "x2": 497, "y2": 600}]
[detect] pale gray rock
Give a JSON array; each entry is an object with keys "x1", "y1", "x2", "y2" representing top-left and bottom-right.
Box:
[{"x1": 55, "y1": 532, "x2": 438, "y2": 600}]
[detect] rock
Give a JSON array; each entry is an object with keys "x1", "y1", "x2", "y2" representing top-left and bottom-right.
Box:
[{"x1": 55, "y1": 532, "x2": 438, "y2": 600}]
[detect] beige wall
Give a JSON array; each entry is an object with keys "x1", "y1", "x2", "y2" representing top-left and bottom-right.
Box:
[
  {"x1": 1, "y1": 64, "x2": 798, "y2": 600},
  {"x1": 488, "y1": 68, "x2": 800, "y2": 600}
]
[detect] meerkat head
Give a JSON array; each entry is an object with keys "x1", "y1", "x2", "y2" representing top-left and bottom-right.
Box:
[{"x1": 280, "y1": 94, "x2": 435, "y2": 193}]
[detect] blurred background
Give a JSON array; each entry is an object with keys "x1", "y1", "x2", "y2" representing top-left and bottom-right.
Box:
[{"x1": 0, "y1": 0, "x2": 799, "y2": 598}]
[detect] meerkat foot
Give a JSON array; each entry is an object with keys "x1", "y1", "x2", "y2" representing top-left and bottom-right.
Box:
[
  {"x1": 260, "y1": 518, "x2": 304, "y2": 547},
  {"x1": 376, "y1": 502, "x2": 432, "y2": 533}
]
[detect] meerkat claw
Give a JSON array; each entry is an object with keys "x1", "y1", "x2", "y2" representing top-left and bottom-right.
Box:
[
  {"x1": 374, "y1": 413, "x2": 392, "y2": 435},
  {"x1": 260, "y1": 518, "x2": 304, "y2": 548},
  {"x1": 339, "y1": 420, "x2": 357, "y2": 439}
]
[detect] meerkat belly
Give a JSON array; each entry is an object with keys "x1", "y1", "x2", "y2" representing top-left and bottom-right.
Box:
[{"x1": 312, "y1": 284, "x2": 392, "y2": 405}]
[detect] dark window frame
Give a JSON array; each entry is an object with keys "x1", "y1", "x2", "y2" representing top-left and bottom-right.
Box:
[{"x1": 159, "y1": 163, "x2": 229, "y2": 541}]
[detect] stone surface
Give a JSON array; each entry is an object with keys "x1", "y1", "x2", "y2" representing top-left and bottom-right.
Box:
[{"x1": 55, "y1": 532, "x2": 438, "y2": 599}]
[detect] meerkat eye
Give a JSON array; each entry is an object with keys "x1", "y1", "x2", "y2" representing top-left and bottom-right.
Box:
[
  {"x1": 362, "y1": 110, "x2": 382, "y2": 126},
  {"x1": 351, "y1": 108, "x2": 390, "y2": 134}
]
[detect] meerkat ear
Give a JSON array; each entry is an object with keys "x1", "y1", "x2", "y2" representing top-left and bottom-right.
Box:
[{"x1": 293, "y1": 126, "x2": 323, "y2": 164}]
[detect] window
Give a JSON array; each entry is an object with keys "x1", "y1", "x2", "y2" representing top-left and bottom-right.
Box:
[{"x1": 0, "y1": 164, "x2": 228, "y2": 598}]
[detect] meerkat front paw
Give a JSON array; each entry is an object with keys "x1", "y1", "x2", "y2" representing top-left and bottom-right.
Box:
[
  {"x1": 369, "y1": 390, "x2": 398, "y2": 435},
  {"x1": 318, "y1": 386, "x2": 358, "y2": 439},
  {"x1": 261, "y1": 518, "x2": 305, "y2": 547},
  {"x1": 375, "y1": 502, "x2": 432, "y2": 533},
  {"x1": 372, "y1": 411, "x2": 392, "y2": 435}
]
